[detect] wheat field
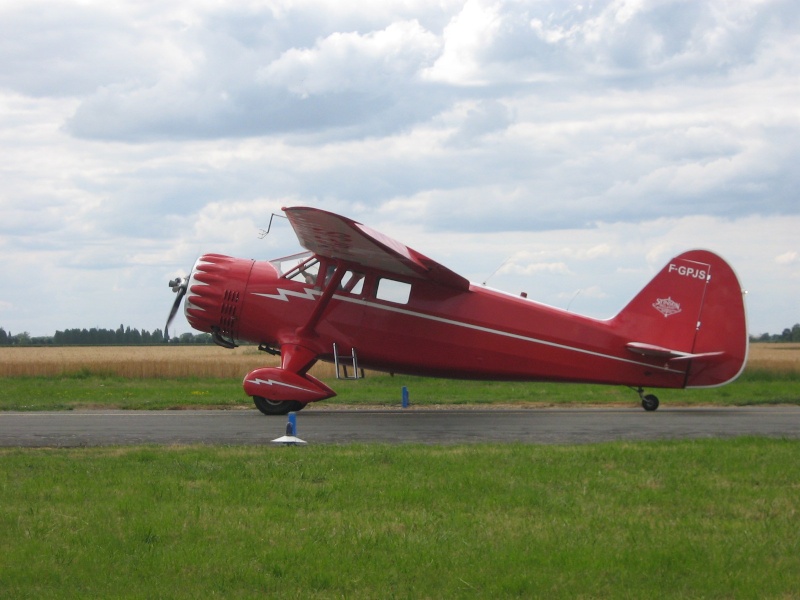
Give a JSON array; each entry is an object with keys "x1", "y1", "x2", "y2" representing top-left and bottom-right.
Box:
[
  {"x1": 744, "y1": 343, "x2": 800, "y2": 374},
  {"x1": 0, "y1": 345, "x2": 307, "y2": 378},
  {"x1": 0, "y1": 343, "x2": 797, "y2": 379}
]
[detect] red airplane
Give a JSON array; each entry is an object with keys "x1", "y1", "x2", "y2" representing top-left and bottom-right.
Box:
[{"x1": 166, "y1": 206, "x2": 748, "y2": 415}]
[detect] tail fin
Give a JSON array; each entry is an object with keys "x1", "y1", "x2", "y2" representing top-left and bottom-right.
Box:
[{"x1": 612, "y1": 250, "x2": 748, "y2": 388}]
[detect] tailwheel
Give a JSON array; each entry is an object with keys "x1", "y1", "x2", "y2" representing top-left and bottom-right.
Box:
[
  {"x1": 252, "y1": 396, "x2": 306, "y2": 416},
  {"x1": 635, "y1": 388, "x2": 660, "y2": 411},
  {"x1": 641, "y1": 394, "x2": 659, "y2": 411}
]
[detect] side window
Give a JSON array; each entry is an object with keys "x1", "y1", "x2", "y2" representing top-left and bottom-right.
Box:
[
  {"x1": 341, "y1": 271, "x2": 365, "y2": 295},
  {"x1": 376, "y1": 278, "x2": 412, "y2": 304}
]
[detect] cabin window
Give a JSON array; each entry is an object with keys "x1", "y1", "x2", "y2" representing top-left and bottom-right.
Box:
[
  {"x1": 341, "y1": 271, "x2": 365, "y2": 295},
  {"x1": 323, "y1": 264, "x2": 337, "y2": 287},
  {"x1": 376, "y1": 278, "x2": 412, "y2": 304}
]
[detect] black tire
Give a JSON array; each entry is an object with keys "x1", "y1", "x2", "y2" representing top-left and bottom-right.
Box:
[
  {"x1": 252, "y1": 396, "x2": 306, "y2": 416},
  {"x1": 641, "y1": 394, "x2": 660, "y2": 411}
]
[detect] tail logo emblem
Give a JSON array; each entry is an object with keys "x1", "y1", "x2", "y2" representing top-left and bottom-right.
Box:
[{"x1": 653, "y1": 297, "x2": 681, "y2": 318}]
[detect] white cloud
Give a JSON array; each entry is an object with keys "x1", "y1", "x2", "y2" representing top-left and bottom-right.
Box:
[
  {"x1": 259, "y1": 20, "x2": 440, "y2": 96},
  {"x1": 500, "y1": 259, "x2": 572, "y2": 277},
  {"x1": 423, "y1": 0, "x2": 502, "y2": 84}
]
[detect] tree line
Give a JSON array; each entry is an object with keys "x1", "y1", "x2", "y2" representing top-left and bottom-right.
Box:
[
  {"x1": 750, "y1": 323, "x2": 800, "y2": 343},
  {"x1": 2, "y1": 323, "x2": 799, "y2": 346},
  {"x1": 0, "y1": 325, "x2": 213, "y2": 346}
]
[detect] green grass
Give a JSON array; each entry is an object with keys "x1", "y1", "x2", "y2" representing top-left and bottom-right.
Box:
[
  {"x1": 0, "y1": 374, "x2": 247, "y2": 411},
  {"x1": 1, "y1": 439, "x2": 798, "y2": 598},
  {"x1": 0, "y1": 369, "x2": 798, "y2": 411}
]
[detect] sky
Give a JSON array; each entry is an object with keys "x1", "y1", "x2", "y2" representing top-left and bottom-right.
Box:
[{"x1": 1, "y1": 0, "x2": 798, "y2": 338}]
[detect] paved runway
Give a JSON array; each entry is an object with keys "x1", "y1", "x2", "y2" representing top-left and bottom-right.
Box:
[{"x1": 1, "y1": 406, "x2": 799, "y2": 446}]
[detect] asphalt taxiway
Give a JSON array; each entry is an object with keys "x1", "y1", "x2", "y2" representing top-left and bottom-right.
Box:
[{"x1": 1, "y1": 406, "x2": 799, "y2": 447}]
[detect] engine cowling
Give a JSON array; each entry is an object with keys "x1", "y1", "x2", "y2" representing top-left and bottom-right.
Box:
[{"x1": 184, "y1": 254, "x2": 254, "y2": 343}]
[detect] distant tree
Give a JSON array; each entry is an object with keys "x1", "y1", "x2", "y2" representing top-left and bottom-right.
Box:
[
  {"x1": 750, "y1": 324, "x2": 800, "y2": 343},
  {"x1": 0, "y1": 327, "x2": 8, "y2": 345},
  {"x1": 13, "y1": 332, "x2": 31, "y2": 345}
]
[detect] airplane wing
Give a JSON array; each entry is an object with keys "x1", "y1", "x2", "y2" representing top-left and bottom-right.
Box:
[{"x1": 283, "y1": 206, "x2": 470, "y2": 291}]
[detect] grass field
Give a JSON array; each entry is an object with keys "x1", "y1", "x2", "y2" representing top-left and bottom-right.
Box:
[
  {"x1": 2, "y1": 439, "x2": 799, "y2": 599},
  {"x1": 0, "y1": 344, "x2": 798, "y2": 411}
]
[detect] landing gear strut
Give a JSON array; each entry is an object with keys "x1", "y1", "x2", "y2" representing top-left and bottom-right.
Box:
[{"x1": 635, "y1": 387, "x2": 660, "y2": 411}]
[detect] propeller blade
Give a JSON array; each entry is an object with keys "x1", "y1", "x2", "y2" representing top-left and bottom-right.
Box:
[{"x1": 165, "y1": 276, "x2": 188, "y2": 340}]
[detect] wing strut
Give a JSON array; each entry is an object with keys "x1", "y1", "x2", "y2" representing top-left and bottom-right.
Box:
[{"x1": 297, "y1": 261, "x2": 347, "y2": 339}]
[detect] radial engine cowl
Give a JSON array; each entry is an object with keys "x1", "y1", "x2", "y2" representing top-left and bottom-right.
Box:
[{"x1": 184, "y1": 254, "x2": 254, "y2": 340}]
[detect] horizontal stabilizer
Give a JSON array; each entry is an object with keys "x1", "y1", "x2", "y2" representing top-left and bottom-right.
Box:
[{"x1": 626, "y1": 342, "x2": 724, "y2": 362}]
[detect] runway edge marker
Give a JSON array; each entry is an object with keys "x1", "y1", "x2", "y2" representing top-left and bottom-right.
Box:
[{"x1": 271, "y1": 411, "x2": 307, "y2": 445}]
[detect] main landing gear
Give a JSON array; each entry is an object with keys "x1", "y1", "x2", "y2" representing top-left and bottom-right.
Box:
[
  {"x1": 252, "y1": 397, "x2": 306, "y2": 416},
  {"x1": 634, "y1": 387, "x2": 660, "y2": 411}
]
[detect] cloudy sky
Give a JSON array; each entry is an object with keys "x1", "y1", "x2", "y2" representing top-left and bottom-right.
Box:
[{"x1": 1, "y1": 0, "x2": 798, "y2": 338}]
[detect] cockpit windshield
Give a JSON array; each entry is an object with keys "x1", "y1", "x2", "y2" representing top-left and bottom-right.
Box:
[{"x1": 270, "y1": 252, "x2": 319, "y2": 284}]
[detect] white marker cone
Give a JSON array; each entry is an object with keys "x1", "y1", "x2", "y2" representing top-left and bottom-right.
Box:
[{"x1": 271, "y1": 413, "x2": 306, "y2": 445}]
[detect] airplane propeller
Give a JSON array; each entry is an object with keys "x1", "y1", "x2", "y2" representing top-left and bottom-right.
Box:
[{"x1": 165, "y1": 275, "x2": 188, "y2": 340}]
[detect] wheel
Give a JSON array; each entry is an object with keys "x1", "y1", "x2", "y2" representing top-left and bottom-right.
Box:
[
  {"x1": 252, "y1": 396, "x2": 306, "y2": 416},
  {"x1": 641, "y1": 394, "x2": 660, "y2": 411}
]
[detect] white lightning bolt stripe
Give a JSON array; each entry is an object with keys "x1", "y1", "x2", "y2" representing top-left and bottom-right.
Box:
[
  {"x1": 246, "y1": 378, "x2": 313, "y2": 392},
  {"x1": 252, "y1": 287, "x2": 321, "y2": 302}
]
